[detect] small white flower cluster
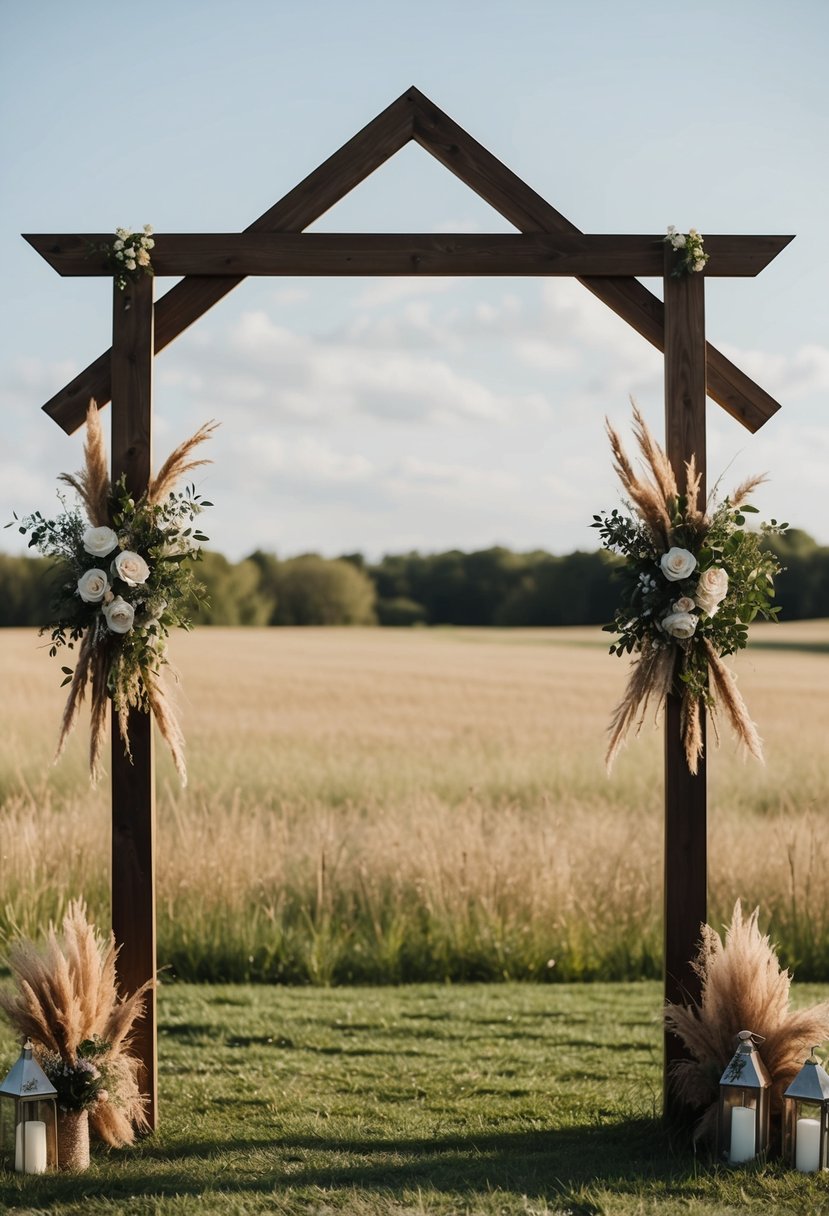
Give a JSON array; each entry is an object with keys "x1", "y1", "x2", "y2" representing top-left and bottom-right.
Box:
[
  {"x1": 79, "y1": 524, "x2": 152, "y2": 635},
  {"x1": 665, "y1": 225, "x2": 709, "y2": 275},
  {"x1": 656, "y1": 547, "x2": 729, "y2": 640},
  {"x1": 110, "y1": 224, "x2": 155, "y2": 289}
]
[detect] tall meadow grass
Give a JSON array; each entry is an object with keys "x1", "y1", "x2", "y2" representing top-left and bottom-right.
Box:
[{"x1": 1, "y1": 623, "x2": 828, "y2": 983}]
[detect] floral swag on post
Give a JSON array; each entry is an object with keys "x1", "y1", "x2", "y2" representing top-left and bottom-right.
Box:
[
  {"x1": 10, "y1": 403, "x2": 216, "y2": 784},
  {"x1": 593, "y1": 405, "x2": 786, "y2": 774}
]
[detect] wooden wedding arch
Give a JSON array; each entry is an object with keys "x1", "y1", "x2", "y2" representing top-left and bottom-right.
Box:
[{"x1": 25, "y1": 87, "x2": 792, "y2": 1127}]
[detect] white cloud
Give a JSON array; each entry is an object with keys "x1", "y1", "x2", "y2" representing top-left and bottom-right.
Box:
[
  {"x1": 352, "y1": 277, "x2": 461, "y2": 310},
  {"x1": 720, "y1": 342, "x2": 829, "y2": 400},
  {"x1": 234, "y1": 433, "x2": 374, "y2": 484},
  {"x1": 163, "y1": 308, "x2": 552, "y2": 426}
]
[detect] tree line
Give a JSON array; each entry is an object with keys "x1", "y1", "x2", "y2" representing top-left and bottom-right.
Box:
[{"x1": 1, "y1": 529, "x2": 827, "y2": 628}]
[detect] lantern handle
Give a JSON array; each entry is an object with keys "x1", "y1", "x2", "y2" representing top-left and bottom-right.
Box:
[{"x1": 737, "y1": 1030, "x2": 765, "y2": 1047}]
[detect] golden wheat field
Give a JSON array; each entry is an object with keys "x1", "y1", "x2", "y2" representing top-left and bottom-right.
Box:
[{"x1": 1, "y1": 622, "x2": 828, "y2": 982}]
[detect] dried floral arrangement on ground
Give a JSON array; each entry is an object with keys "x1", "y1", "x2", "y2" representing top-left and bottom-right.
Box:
[
  {"x1": 664, "y1": 902, "x2": 829, "y2": 1144},
  {"x1": 0, "y1": 900, "x2": 151, "y2": 1147}
]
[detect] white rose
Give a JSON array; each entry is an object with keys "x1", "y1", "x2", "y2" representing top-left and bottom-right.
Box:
[
  {"x1": 77, "y1": 568, "x2": 110, "y2": 603},
  {"x1": 83, "y1": 525, "x2": 119, "y2": 557},
  {"x1": 143, "y1": 224, "x2": 153, "y2": 235},
  {"x1": 102, "y1": 596, "x2": 135, "y2": 634},
  {"x1": 661, "y1": 611, "x2": 698, "y2": 640},
  {"x1": 136, "y1": 248, "x2": 150, "y2": 267},
  {"x1": 660, "y1": 547, "x2": 697, "y2": 582},
  {"x1": 673, "y1": 596, "x2": 696, "y2": 613},
  {"x1": 695, "y1": 567, "x2": 729, "y2": 616},
  {"x1": 112, "y1": 549, "x2": 150, "y2": 586}
]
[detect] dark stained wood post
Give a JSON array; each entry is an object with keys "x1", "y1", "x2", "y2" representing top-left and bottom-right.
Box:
[
  {"x1": 662, "y1": 246, "x2": 708, "y2": 1120},
  {"x1": 110, "y1": 273, "x2": 157, "y2": 1131}
]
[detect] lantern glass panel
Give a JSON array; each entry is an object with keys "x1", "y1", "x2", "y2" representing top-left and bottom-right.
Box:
[
  {"x1": 718, "y1": 1085, "x2": 770, "y2": 1163},
  {"x1": 15, "y1": 1098, "x2": 57, "y2": 1173},
  {"x1": 784, "y1": 1098, "x2": 829, "y2": 1172}
]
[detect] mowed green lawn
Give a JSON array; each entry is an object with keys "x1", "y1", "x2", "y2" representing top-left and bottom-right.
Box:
[{"x1": 1, "y1": 982, "x2": 828, "y2": 1215}]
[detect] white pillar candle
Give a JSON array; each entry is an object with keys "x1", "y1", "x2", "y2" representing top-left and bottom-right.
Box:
[
  {"x1": 14, "y1": 1119, "x2": 48, "y2": 1173},
  {"x1": 729, "y1": 1105, "x2": 756, "y2": 1163},
  {"x1": 795, "y1": 1116, "x2": 822, "y2": 1172}
]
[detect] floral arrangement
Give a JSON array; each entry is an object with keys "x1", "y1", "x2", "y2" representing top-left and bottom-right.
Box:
[
  {"x1": 0, "y1": 901, "x2": 151, "y2": 1146},
  {"x1": 42, "y1": 1040, "x2": 109, "y2": 1114},
  {"x1": 593, "y1": 405, "x2": 786, "y2": 773},
  {"x1": 10, "y1": 402, "x2": 216, "y2": 783},
  {"x1": 665, "y1": 225, "x2": 708, "y2": 276},
  {"x1": 106, "y1": 225, "x2": 154, "y2": 291},
  {"x1": 664, "y1": 902, "x2": 829, "y2": 1145}
]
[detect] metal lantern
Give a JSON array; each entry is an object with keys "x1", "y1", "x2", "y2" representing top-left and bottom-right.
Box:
[
  {"x1": 783, "y1": 1049, "x2": 829, "y2": 1172},
  {"x1": 0, "y1": 1039, "x2": 58, "y2": 1173},
  {"x1": 717, "y1": 1030, "x2": 771, "y2": 1164}
]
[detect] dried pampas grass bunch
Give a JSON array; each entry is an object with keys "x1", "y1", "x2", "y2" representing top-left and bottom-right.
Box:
[
  {"x1": 664, "y1": 901, "x2": 829, "y2": 1144},
  {"x1": 0, "y1": 900, "x2": 151, "y2": 1147},
  {"x1": 594, "y1": 403, "x2": 785, "y2": 773}
]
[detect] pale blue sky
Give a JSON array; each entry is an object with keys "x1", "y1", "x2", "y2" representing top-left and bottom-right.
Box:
[{"x1": 2, "y1": 0, "x2": 827, "y2": 560}]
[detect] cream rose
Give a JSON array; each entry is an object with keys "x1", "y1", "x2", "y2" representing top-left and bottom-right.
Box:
[
  {"x1": 102, "y1": 596, "x2": 135, "y2": 634},
  {"x1": 83, "y1": 525, "x2": 119, "y2": 558},
  {"x1": 695, "y1": 567, "x2": 729, "y2": 616},
  {"x1": 661, "y1": 611, "x2": 698, "y2": 640},
  {"x1": 112, "y1": 549, "x2": 150, "y2": 587},
  {"x1": 77, "y1": 568, "x2": 110, "y2": 603},
  {"x1": 660, "y1": 547, "x2": 697, "y2": 582},
  {"x1": 673, "y1": 596, "x2": 696, "y2": 613}
]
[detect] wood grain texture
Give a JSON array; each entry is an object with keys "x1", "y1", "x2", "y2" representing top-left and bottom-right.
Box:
[
  {"x1": 40, "y1": 89, "x2": 417, "y2": 433},
  {"x1": 409, "y1": 86, "x2": 784, "y2": 433},
  {"x1": 24, "y1": 232, "x2": 794, "y2": 279},
  {"x1": 110, "y1": 276, "x2": 158, "y2": 1131},
  {"x1": 662, "y1": 252, "x2": 708, "y2": 1122}
]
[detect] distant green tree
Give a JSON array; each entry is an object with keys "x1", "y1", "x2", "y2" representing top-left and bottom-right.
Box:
[
  {"x1": 196, "y1": 551, "x2": 275, "y2": 625},
  {"x1": 762, "y1": 529, "x2": 829, "y2": 620},
  {"x1": 271, "y1": 555, "x2": 377, "y2": 625},
  {"x1": 375, "y1": 596, "x2": 428, "y2": 626},
  {"x1": 0, "y1": 554, "x2": 58, "y2": 625}
]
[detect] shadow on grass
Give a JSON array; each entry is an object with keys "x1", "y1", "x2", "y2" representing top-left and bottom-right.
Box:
[{"x1": 0, "y1": 1118, "x2": 708, "y2": 1211}]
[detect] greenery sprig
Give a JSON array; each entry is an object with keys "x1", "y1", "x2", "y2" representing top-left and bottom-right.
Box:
[
  {"x1": 665, "y1": 225, "x2": 709, "y2": 276},
  {"x1": 101, "y1": 225, "x2": 155, "y2": 290}
]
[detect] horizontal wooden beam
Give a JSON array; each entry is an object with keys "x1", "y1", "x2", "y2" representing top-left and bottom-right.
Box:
[{"x1": 23, "y1": 232, "x2": 793, "y2": 279}]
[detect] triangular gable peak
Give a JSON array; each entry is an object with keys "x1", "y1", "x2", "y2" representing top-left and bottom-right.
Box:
[{"x1": 29, "y1": 86, "x2": 788, "y2": 436}]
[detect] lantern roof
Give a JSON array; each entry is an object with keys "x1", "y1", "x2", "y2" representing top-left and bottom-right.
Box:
[
  {"x1": 0, "y1": 1039, "x2": 57, "y2": 1101},
  {"x1": 785, "y1": 1054, "x2": 829, "y2": 1103},
  {"x1": 719, "y1": 1030, "x2": 771, "y2": 1090}
]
